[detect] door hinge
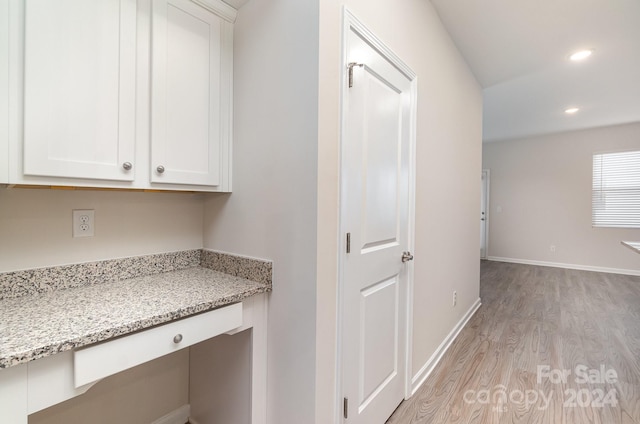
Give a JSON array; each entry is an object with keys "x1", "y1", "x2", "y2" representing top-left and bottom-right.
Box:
[
  {"x1": 343, "y1": 397, "x2": 349, "y2": 419},
  {"x1": 347, "y1": 62, "x2": 364, "y2": 88},
  {"x1": 346, "y1": 232, "x2": 351, "y2": 254}
]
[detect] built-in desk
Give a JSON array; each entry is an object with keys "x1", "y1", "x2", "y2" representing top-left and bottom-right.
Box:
[{"x1": 0, "y1": 250, "x2": 271, "y2": 424}]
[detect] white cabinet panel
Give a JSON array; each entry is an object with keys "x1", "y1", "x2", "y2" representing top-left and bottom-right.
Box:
[
  {"x1": 0, "y1": 0, "x2": 9, "y2": 184},
  {"x1": 23, "y1": 0, "x2": 137, "y2": 181},
  {"x1": 27, "y1": 351, "x2": 95, "y2": 414},
  {"x1": 151, "y1": 0, "x2": 232, "y2": 188},
  {"x1": 0, "y1": 363, "x2": 28, "y2": 424}
]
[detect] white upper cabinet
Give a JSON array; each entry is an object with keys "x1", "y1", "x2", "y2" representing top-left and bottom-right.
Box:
[
  {"x1": 23, "y1": 0, "x2": 137, "y2": 181},
  {"x1": 6, "y1": 0, "x2": 234, "y2": 191},
  {"x1": 0, "y1": 0, "x2": 10, "y2": 184},
  {"x1": 151, "y1": 0, "x2": 233, "y2": 187}
]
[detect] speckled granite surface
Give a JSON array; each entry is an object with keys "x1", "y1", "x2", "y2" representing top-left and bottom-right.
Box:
[
  {"x1": 0, "y1": 267, "x2": 271, "y2": 369},
  {"x1": 0, "y1": 250, "x2": 202, "y2": 300},
  {"x1": 0, "y1": 250, "x2": 272, "y2": 369},
  {"x1": 201, "y1": 250, "x2": 272, "y2": 285}
]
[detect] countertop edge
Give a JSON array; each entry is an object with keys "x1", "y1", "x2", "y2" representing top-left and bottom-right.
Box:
[
  {"x1": 0, "y1": 254, "x2": 273, "y2": 369},
  {"x1": 0, "y1": 284, "x2": 270, "y2": 369}
]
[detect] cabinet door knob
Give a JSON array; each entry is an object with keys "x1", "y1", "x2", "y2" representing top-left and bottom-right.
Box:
[
  {"x1": 157, "y1": 165, "x2": 165, "y2": 174},
  {"x1": 173, "y1": 334, "x2": 183, "y2": 344},
  {"x1": 122, "y1": 162, "x2": 132, "y2": 170}
]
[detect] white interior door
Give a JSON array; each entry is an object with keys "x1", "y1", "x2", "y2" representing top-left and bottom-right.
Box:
[
  {"x1": 480, "y1": 169, "x2": 489, "y2": 259},
  {"x1": 340, "y1": 11, "x2": 416, "y2": 424}
]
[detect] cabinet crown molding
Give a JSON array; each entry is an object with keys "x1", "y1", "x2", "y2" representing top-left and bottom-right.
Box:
[{"x1": 191, "y1": 0, "x2": 238, "y2": 22}]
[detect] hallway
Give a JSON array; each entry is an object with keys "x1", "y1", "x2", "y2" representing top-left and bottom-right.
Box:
[{"x1": 388, "y1": 261, "x2": 640, "y2": 423}]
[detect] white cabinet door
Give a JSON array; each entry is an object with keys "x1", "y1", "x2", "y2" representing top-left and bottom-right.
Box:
[
  {"x1": 151, "y1": 0, "x2": 232, "y2": 188},
  {"x1": 0, "y1": 0, "x2": 8, "y2": 184},
  {"x1": 23, "y1": 0, "x2": 137, "y2": 181}
]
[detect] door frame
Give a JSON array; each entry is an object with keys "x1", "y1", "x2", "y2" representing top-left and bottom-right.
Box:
[
  {"x1": 336, "y1": 7, "x2": 418, "y2": 422},
  {"x1": 481, "y1": 169, "x2": 490, "y2": 259}
]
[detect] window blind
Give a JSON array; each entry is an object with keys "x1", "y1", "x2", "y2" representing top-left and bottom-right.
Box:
[{"x1": 592, "y1": 150, "x2": 640, "y2": 228}]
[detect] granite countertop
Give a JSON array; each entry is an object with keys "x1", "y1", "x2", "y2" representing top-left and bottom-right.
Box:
[{"x1": 0, "y1": 250, "x2": 272, "y2": 369}]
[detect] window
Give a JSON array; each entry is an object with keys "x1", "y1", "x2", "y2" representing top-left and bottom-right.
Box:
[{"x1": 592, "y1": 150, "x2": 640, "y2": 228}]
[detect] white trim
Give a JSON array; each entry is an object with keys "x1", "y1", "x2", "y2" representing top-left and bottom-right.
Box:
[
  {"x1": 410, "y1": 298, "x2": 481, "y2": 395},
  {"x1": 151, "y1": 404, "x2": 190, "y2": 424},
  {"x1": 480, "y1": 169, "x2": 490, "y2": 259},
  {"x1": 404, "y1": 70, "x2": 418, "y2": 400},
  {"x1": 334, "y1": 7, "x2": 349, "y2": 422},
  {"x1": 487, "y1": 256, "x2": 640, "y2": 277},
  {"x1": 343, "y1": 9, "x2": 416, "y2": 80}
]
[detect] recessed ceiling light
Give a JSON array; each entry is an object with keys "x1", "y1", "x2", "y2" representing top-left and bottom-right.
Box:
[
  {"x1": 569, "y1": 49, "x2": 593, "y2": 61},
  {"x1": 565, "y1": 107, "x2": 580, "y2": 114}
]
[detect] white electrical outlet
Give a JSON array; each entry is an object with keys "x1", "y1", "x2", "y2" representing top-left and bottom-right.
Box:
[
  {"x1": 73, "y1": 210, "x2": 95, "y2": 238},
  {"x1": 453, "y1": 291, "x2": 457, "y2": 307},
  {"x1": 550, "y1": 245, "x2": 556, "y2": 252}
]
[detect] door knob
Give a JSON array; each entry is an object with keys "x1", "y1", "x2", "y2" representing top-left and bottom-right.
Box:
[{"x1": 401, "y1": 251, "x2": 414, "y2": 263}]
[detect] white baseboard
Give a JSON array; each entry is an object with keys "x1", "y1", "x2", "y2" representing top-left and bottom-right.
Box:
[
  {"x1": 151, "y1": 404, "x2": 190, "y2": 424},
  {"x1": 487, "y1": 256, "x2": 640, "y2": 277},
  {"x1": 410, "y1": 298, "x2": 481, "y2": 395}
]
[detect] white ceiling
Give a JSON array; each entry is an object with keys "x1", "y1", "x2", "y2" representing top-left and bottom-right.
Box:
[{"x1": 430, "y1": 0, "x2": 640, "y2": 142}]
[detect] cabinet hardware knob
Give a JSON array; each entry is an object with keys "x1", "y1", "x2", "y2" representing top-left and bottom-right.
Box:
[
  {"x1": 157, "y1": 165, "x2": 165, "y2": 174},
  {"x1": 122, "y1": 162, "x2": 132, "y2": 171},
  {"x1": 173, "y1": 334, "x2": 183, "y2": 344}
]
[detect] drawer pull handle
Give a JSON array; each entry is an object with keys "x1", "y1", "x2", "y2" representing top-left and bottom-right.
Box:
[{"x1": 173, "y1": 334, "x2": 183, "y2": 344}]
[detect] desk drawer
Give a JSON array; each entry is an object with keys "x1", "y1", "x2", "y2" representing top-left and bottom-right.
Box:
[{"x1": 74, "y1": 303, "x2": 242, "y2": 387}]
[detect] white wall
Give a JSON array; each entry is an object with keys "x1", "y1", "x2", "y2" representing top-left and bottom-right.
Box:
[
  {"x1": 0, "y1": 188, "x2": 203, "y2": 272},
  {"x1": 201, "y1": 0, "x2": 319, "y2": 423},
  {"x1": 483, "y1": 122, "x2": 640, "y2": 273},
  {"x1": 317, "y1": 1, "x2": 483, "y2": 421}
]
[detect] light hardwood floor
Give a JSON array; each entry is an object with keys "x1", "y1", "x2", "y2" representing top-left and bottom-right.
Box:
[{"x1": 387, "y1": 260, "x2": 640, "y2": 424}]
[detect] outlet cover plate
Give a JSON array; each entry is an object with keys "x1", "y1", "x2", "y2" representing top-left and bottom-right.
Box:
[{"x1": 73, "y1": 209, "x2": 95, "y2": 238}]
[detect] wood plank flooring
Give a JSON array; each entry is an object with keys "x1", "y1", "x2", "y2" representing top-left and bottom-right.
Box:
[{"x1": 387, "y1": 260, "x2": 640, "y2": 424}]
